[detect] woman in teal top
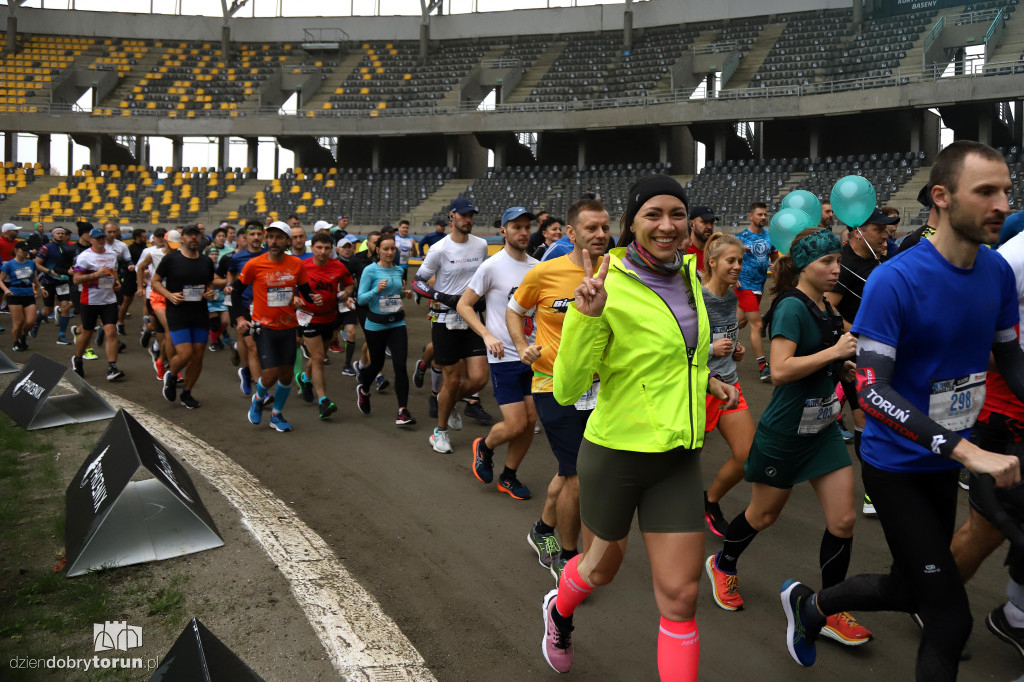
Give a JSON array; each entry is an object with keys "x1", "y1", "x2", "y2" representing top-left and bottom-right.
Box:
[
  {"x1": 705, "y1": 228, "x2": 872, "y2": 647},
  {"x1": 355, "y1": 234, "x2": 415, "y2": 425}
]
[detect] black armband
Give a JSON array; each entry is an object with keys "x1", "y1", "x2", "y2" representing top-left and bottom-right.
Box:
[
  {"x1": 296, "y1": 282, "x2": 314, "y2": 299},
  {"x1": 993, "y1": 335, "x2": 1024, "y2": 405}
]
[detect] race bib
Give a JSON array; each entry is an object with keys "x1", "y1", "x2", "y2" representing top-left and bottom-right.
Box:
[
  {"x1": 929, "y1": 373, "x2": 986, "y2": 431},
  {"x1": 338, "y1": 298, "x2": 355, "y2": 312},
  {"x1": 56, "y1": 283, "x2": 70, "y2": 296},
  {"x1": 182, "y1": 285, "x2": 204, "y2": 302},
  {"x1": 379, "y1": 295, "x2": 401, "y2": 313},
  {"x1": 296, "y1": 309, "x2": 313, "y2": 326},
  {"x1": 399, "y1": 250, "x2": 410, "y2": 265},
  {"x1": 574, "y1": 378, "x2": 600, "y2": 411},
  {"x1": 712, "y1": 323, "x2": 738, "y2": 343},
  {"x1": 797, "y1": 393, "x2": 839, "y2": 435},
  {"x1": 445, "y1": 312, "x2": 468, "y2": 330},
  {"x1": 14, "y1": 267, "x2": 30, "y2": 282},
  {"x1": 98, "y1": 275, "x2": 115, "y2": 289},
  {"x1": 267, "y1": 287, "x2": 292, "y2": 308}
]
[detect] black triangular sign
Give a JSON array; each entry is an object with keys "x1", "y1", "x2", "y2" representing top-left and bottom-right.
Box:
[
  {"x1": 0, "y1": 353, "x2": 115, "y2": 430},
  {"x1": 148, "y1": 618, "x2": 265, "y2": 682},
  {"x1": 65, "y1": 409, "x2": 224, "y2": 577},
  {"x1": 0, "y1": 349, "x2": 17, "y2": 374}
]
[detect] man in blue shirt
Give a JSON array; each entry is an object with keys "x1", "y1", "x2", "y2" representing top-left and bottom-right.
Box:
[
  {"x1": 781, "y1": 140, "x2": 1023, "y2": 681},
  {"x1": 735, "y1": 201, "x2": 775, "y2": 383},
  {"x1": 420, "y1": 219, "x2": 447, "y2": 254}
]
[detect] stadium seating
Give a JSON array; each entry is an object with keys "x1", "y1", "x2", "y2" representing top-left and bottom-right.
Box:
[
  {"x1": 0, "y1": 34, "x2": 94, "y2": 113},
  {"x1": 0, "y1": 162, "x2": 45, "y2": 204}
]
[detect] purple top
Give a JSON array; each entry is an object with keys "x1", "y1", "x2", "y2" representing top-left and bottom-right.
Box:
[{"x1": 625, "y1": 256, "x2": 699, "y2": 351}]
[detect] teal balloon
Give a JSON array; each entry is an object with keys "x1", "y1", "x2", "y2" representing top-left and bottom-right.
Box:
[
  {"x1": 768, "y1": 208, "x2": 813, "y2": 256},
  {"x1": 782, "y1": 190, "x2": 822, "y2": 226},
  {"x1": 830, "y1": 175, "x2": 877, "y2": 228}
]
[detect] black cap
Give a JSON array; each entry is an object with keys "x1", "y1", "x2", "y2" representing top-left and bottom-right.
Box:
[
  {"x1": 182, "y1": 225, "x2": 203, "y2": 236},
  {"x1": 917, "y1": 184, "x2": 934, "y2": 209},
  {"x1": 688, "y1": 205, "x2": 717, "y2": 222},
  {"x1": 866, "y1": 207, "x2": 901, "y2": 226}
]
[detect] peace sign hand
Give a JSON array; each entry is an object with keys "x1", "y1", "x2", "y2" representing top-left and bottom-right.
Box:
[{"x1": 574, "y1": 251, "x2": 611, "y2": 318}]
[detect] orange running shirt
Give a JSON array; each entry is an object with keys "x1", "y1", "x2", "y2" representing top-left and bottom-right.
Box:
[
  {"x1": 238, "y1": 253, "x2": 308, "y2": 330},
  {"x1": 508, "y1": 255, "x2": 584, "y2": 393}
]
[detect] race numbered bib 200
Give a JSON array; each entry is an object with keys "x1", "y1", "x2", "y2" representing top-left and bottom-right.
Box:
[
  {"x1": 182, "y1": 284, "x2": 204, "y2": 302},
  {"x1": 929, "y1": 372, "x2": 986, "y2": 431},
  {"x1": 445, "y1": 312, "x2": 468, "y2": 330},
  {"x1": 379, "y1": 295, "x2": 402, "y2": 314},
  {"x1": 267, "y1": 286, "x2": 292, "y2": 307},
  {"x1": 14, "y1": 267, "x2": 31, "y2": 283},
  {"x1": 574, "y1": 378, "x2": 600, "y2": 411},
  {"x1": 797, "y1": 393, "x2": 839, "y2": 435}
]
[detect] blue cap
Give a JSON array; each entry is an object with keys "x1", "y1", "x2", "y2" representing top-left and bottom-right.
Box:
[
  {"x1": 89, "y1": 228, "x2": 105, "y2": 239},
  {"x1": 501, "y1": 206, "x2": 536, "y2": 225},
  {"x1": 449, "y1": 197, "x2": 478, "y2": 215}
]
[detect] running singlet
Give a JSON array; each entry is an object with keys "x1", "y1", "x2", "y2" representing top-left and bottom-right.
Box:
[
  {"x1": 736, "y1": 228, "x2": 774, "y2": 292},
  {"x1": 138, "y1": 245, "x2": 167, "y2": 298},
  {"x1": 2, "y1": 259, "x2": 35, "y2": 296},
  {"x1": 467, "y1": 249, "x2": 538, "y2": 363},
  {"x1": 852, "y1": 239, "x2": 1019, "y2": 472},
  {"x1": 702, "y1": 286, "x2": 740, "y2": 384},
  {"x1": 395, "y1": 234, "x2": 415, "y2": 266},
  {"x1": 982, "y1": 232, "x2": 1024, "y2": 422},
  {"x1": 508, "y1": 256, "x2": 584, "y2": 392},
  {"x1": 74, "y1": 249, "x2": 119, "y2": 306},
  {"x1": 238, "y1": 253, "x2": 308, "y2": 330},
  {"x1": 301, "y1": 259, "x2": 353, "y2": 324},
  {"x1": 416, "y1": 234, "x2": 488, "y2": 322}
]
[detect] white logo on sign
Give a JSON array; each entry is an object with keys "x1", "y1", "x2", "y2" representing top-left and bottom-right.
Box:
[
  {"x1": 931, "y1": 435, "x2": 946, "y2": 454},
  {"x1": 11, "y1": 371, "x2": 46, "y2": 399},
  {"x1": 94, "y1": 621, "x2": 142, "y2": 652},
  {"x1": 80, "y1": 446, "x2": 109, "y2": 513},
  {"x1": 153, "y1": 445, "x2": 192, "y2": 503}
]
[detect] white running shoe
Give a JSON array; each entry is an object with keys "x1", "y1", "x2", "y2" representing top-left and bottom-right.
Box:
[
  {"x1": 430, "y1": 428, "x2": 453, "y2": 454},
  {"x1": 447, "y1": 406, "x2": 463, "y2": 431}
]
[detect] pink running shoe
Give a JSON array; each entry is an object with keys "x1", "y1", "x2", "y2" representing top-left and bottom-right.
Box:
[{"x1": 542, "y1": 589, "x2": 574, "y2": 673}]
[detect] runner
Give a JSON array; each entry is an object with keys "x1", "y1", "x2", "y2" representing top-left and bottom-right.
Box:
[
  {"x1": 205, "y1": 226, "x2": 234, "y2": 351},
  {"x1": 354, "y1": 233, "x2": 415, "y2": 425},
  {"x1": 819, "y1": 202, "x2": 835, "y2": 230},
  {"x1": 221, "y1": 221, "x2": 267, "y2": 397},
  {"x1": 539, "y1": 176, "x2": 733, "y2": 679},
  {"x1": 395, "y1": 219, "x2": 419, "y2": 278},
  {"x1": 509, "y1": 198, "x2": 609, "y2": 581},
  {"x1": 135, "y1": 228, "x2": 174, "y2": 381},
  {"x1": 413, "y1": 198, "x2": 490, "y2": 453},
  {"x1": 289, "y1": 225, "x2": 312, "y2": 261},
  {"x1": 419, "y1": 219, "x2": 446, "y2": 254},
  {"x1": 71, "y1": 227, "x2": 125, "y2": 381},
  {"x1": 700, "y1": 233, "x2": 755, "y2": 537},
  {"x1": 1, "y1": 241, "x2": 39, "y2": 351},
  {"x1": 779, "y1": 141, "x2": 1022, "y2": 681},
  {"x1": 102, "y1": 221, "x2": 135, "y2": 337},
  {"x1": 234, "y1": 221, "x2": 322, "y2": 432},
  {"x1": 349, "y1": 230, "x2": 390, "y2": 392},
  {"x1": 530, "y1": 216, "x2": 563, "y2": 261},
  {"x1": 706, "y1": 228, "x2": 871, "y2": 647},
  {"x1": 33, "y1": 226, "x2": 76, "y2": 345},
  {"x1": 686, "y1": 205, "x2": 717, "y2": 272},
  {"x1": 457, "y1": 206, "x2": 539, "y2": 500},
  {"x1": 334, "y1": 235, "x2": 361, "y2": 375},
  {"x1": 295, "y1": 232, "x2": 354, "y2": 419},
  {"x1": 736, "y1": 202, "x2": 775, "y2": 383},
  {"x1": 150, "y1": 225, "x2": 216, "y2": 409}
]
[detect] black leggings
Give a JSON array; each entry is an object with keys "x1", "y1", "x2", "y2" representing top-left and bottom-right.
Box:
[
  {"x1": 360, "y1": 326, "x2": 409, "y2": 408},
  {"x1": 817, "y1": 462, "x2": 967, "y2": 682}
]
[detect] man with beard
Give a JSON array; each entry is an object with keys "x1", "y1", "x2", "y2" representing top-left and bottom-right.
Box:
[
  {"x1": 33, "y1": 226, "x2": 77, "y2": 344},
  {"x1": 151, "y1": 225, "x2": 216, "y2": 409},
  {"x1": 457, "y1": 206, "x2": 539, "y2": 501},
  {"x1": 780, "y1": 141, "x2": 1023, "y2": 681},
  {"x1": 736, "y1": 202, "x2": 775, "y2": 383},
  {"x1": 686, "y1": 205, "x2": 717, "y2": 272}
]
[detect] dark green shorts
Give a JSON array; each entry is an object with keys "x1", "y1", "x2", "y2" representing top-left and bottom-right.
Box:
[
  {"x1": 577, "y1": 439, "x2": 704, "y2": 541},
  {"x1": 745, "y1": 421, "x2": 851, "y2": 489}
]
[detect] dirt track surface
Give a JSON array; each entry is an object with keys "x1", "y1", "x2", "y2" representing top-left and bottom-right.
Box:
[{"x1": 9, "y1": 306, "x2": 1023, "y2": 681}]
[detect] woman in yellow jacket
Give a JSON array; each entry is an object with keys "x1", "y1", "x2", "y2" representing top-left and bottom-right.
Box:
[{"x1": 539, "y1": 175, "x2": 739, "y2": 681}]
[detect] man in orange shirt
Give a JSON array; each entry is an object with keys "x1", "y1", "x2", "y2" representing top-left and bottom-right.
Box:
[{"x1": 235, "y1": 222, "x2": 322, "y2": 432}]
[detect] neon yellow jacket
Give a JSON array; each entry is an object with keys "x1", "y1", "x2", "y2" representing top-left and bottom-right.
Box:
[{"x1": 553, "y1": 249, "x2": 711, "y2": 452}]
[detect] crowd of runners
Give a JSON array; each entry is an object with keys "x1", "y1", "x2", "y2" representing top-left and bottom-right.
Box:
[{"x1": 3, "y1": 139, "x2": 1024, "y2": 680}]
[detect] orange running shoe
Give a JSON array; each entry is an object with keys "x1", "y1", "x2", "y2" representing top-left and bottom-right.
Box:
[
  {"x1": 706, "y1": 553, "x2": 744, "y2": 611},
  {"x1": 821, "y1": 611, "x2": 872, "y2": 646}
]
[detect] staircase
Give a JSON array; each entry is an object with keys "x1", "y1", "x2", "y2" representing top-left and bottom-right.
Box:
[
  {"x1": 986, "y1": 9, "x2": 1024, "y2": 65},
  {"x1": 502, "y1": 41, "x2": 567, "y2": 104},
  {"x1": 404, "y1": 177, "x2": 472, "y2": 232},
  {"x1": 3, "y1": 174, "x2": 64, "y2": 223},
  {"x1": 205, "y1": 176, "x2": 262, "y2": 226},
  {"x1": 886, "y1": 165, "x2": 932, "y2": 225},
  {"x1": 437, "y1": 45, "x2": 508, "y2": 110},
  {"x1": 295, "y1": 50, "x2": 364, "y2": 113},
  {"x1": 96, "y1": 46, "x2": 168, "y2": 109},
  {"x1": 721, "y1": 22, "x2": 785, "y2": 90}
]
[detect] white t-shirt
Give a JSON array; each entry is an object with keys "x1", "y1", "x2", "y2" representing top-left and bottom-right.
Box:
[
  {"x1": 105, "y1": 239, "x2": 132, "y2": 264},
  {"x1": 998, "y1": 232, "x2": 1024, "y2": 352},
  {"x1": 395, "y1": 234, "x2": 415, "y2": 266},
  {"x1": 467, "y1": 249, "x2": 538, "y2": 363},
  {"x1": 74, "y1": 249, "x2": 119, "y2": 305},
  {"x1": 138, "y1": 245, "x2": 167, "y2": 297},
  {"x1": 415, "y1": 234, "x2": 489, "y2": 312}
]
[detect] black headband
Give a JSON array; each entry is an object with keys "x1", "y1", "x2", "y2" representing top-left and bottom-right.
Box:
[{"x1": 623, "y1": 175, "x2": 689, "y2": 229}]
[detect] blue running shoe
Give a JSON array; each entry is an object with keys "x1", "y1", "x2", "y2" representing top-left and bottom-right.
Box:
[
  {"x1": 239, "y1": 366, "x2": 252, "y2": 396},
  {"x1": 781, "y1": 579, "x2": 820, "y2": 667},
  {"x1": 269, "y1": 413, "x2": 292, "y2": 432},
  {"x1": 248, "y1": 397, "x2": 264, "y2": 425}
]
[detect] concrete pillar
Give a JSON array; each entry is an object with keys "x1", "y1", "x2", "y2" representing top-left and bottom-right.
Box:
[
  {"x1": 910, "y1": 110, "x2": 922, "y2": 155},
  {"x1": 809, "y1": 123, "x2": 821, "y2": 160},
  {"x1": 217, "y1": 136, "x2": 229, "y2": 171},
  {"x1": 852, "y1": 0, "x2": 863, "y2": 32},
  {"x1": 445, "y1": 137, "x2": 457, "y2": 169},
  {"x1": 1014, "y1": 100, "x2": 1024, "y2": 148},
  {"x1": 273, "y1": 141, "x2": 280, "y2": 177},
  {"x1": 658, "y1": 128, "x2": 669, "y2": 166},
  {"x1": 752, "y1": 121, "x2": 764, "y2": 160},
  {"x1": 371, "y1": 141, "x2": 380, "y2": 171},
  {"x1": 171, "y1": 136, "x2": 183, "y2": 170},
  {"x1": 246, "y1": 137, "x2": 258, "y2": 173},
  {"x1": 88, "y1": 136, "x2": 102, "y2": 167},
  {"x1": 221, "y1": 24, "x2": 231, "y2": 64},
  {"x1": 669, "y1": 125, "x2": 696, "y2": 175},
  {"x1": 66, "y1": 134, "x2": 74, "y2": 173},
  {"x1": 36, "y1": 133, "x2": 50, "y2": 171},
  {"x1": 136, "y1": 136, "x2": 147, "y2": 167},
  {"x1": 979, "y1": 113, "x2": 993, "y2": 146},
  {"x1": 713, "y1": 129, "x2": 726, "y2": 164},
  {"x1": 577, "y1": 136, "x2": 587, "y2": 169},
  {"x1": 623, "y1": 10, "x2": 634, "y2": 52},
  {"x1": 494, "y1": 140, "x2": 506, "y2": 169},
  {"x1": 6, "y1": 16, "x2": 16, "y2": 57},
  {"x1": 4, "y1": 131, "x2": 17, "y2": 163},
  {"x1": 419, "y1": 22, "x2": 429, "y2": 65}
]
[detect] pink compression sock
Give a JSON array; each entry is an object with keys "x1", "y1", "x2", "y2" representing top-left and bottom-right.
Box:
[
  {"x1": 657, "y1": 617, "x2": 699, "y2": 682},
  {"x1": 554, "y1": 555, "x2": 594, "y2": 617}
]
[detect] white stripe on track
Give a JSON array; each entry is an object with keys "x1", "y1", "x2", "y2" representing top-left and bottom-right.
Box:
[{"x1": 100, "y1": 390, "x2": 436, "y2": 682}]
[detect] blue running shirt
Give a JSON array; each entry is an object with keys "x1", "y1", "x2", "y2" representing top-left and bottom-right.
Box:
[
  {"x1": 852, "y1": 239, "x2": 1018, "y2": 472},
  {"x1": 736, "y1": 228, "x2": 774, "y2": 292}
]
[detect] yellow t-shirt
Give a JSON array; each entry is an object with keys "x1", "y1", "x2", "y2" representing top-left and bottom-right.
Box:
[{"x1": 508, "y1": 256, "x2": 584, "y2": 393}]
